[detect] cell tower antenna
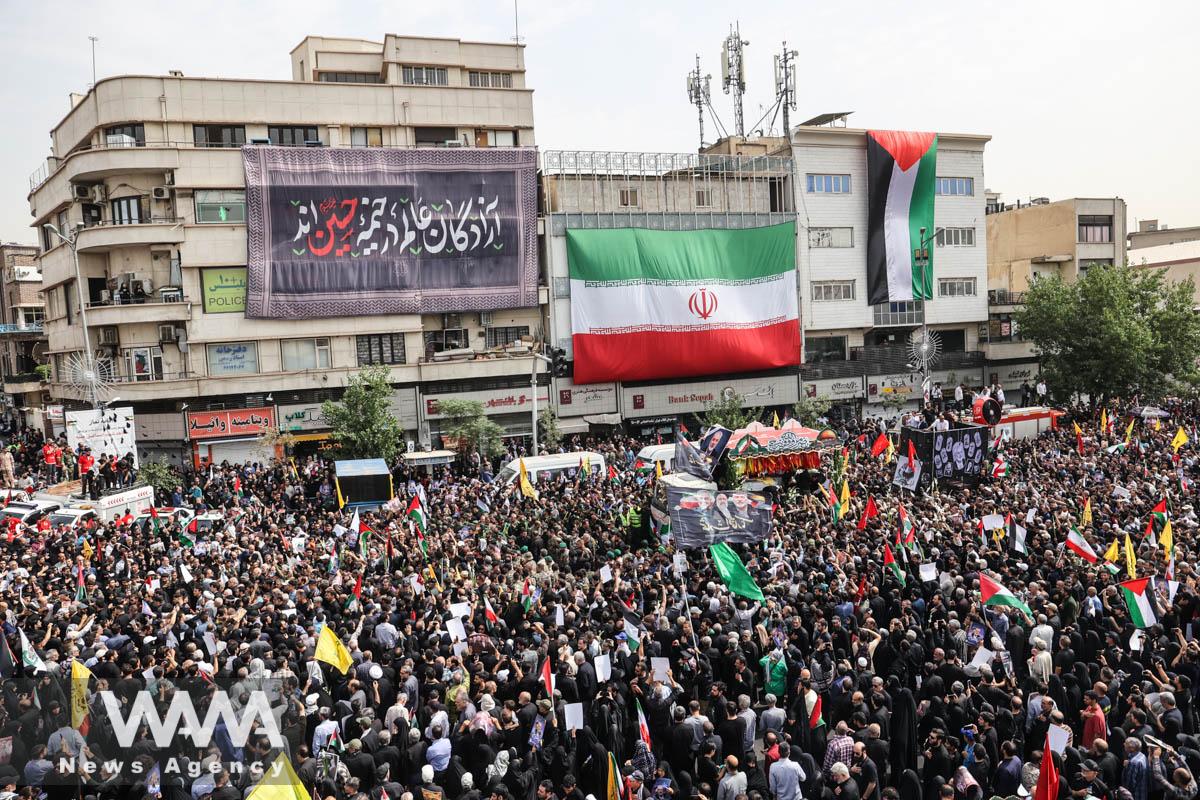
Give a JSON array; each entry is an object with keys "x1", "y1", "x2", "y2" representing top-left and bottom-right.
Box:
[
  {"x1": 774, "y1": 41, "x2": 798, "y2": 139},
  {"x1": 685, "y1": 54, "x2": 711, "y2": 151},
  {"x1": 720, "y1": 23, "x2": 749, "y2": 137}
]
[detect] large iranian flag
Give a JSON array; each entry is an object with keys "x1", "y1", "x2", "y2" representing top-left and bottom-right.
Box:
[
  {"x1": 567, "y1": 224, "x2": 799, "y2": 384},
  {"x1": 866, "y1": 130, "x2": 938, "y2": 305}
]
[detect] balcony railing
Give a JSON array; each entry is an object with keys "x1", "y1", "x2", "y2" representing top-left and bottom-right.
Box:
[
  {"x1": 872, "y1": 301, "x2": 925, "y2": 327},
  {"x1": 988, "y1": 290, "x2": 1027, "y2": 305},
  {"x1": 88, "y1": 363, "x2": 191, "y2": 384},
  {"x1": 3, "y1": 372, "x2": 44, "y2": 385},
  {"x1": 0, "y1": 323, "x2": 44, "y2": 335}
]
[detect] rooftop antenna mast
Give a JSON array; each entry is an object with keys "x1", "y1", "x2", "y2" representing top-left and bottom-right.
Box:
[
  {"x1": 685, "y1": 55, "x2": 711, "y2": 150},
  {"x1": 511, "y1": 0, "x2": 523, "y2": 45},
  {"x1": 721, "y1": 23, "x2": 749, "y2": 137},
  {"x1": 774, "y1": 41, "x2": 798, "y2": 138}
]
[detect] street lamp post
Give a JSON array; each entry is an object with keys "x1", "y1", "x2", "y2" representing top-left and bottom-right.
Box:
[
  {"x1": 529, "y1": 352, "x2": 552, "y2": 455},
  {"x1": 42, "y1": 223, "x2": 99, "y2": 409},
  {"x1": 912, "y1": 226, "x2": 945, "y2": 401}
]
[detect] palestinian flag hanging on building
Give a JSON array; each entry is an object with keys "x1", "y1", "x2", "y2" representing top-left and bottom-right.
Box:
[
  {"x1": 566, "y1": 223, "x2": 799, "y2": 384},
  {"x1": 865, "y1": 130, "x2": 938, "y2": 304}
]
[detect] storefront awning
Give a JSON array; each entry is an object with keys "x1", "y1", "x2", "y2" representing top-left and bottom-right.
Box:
[
  {"x1": 402, "y1": 450, "x2": 456, "y2": 466},
  {"x1": 290, "y1": 432, "x2": 331, "y2": 443},
  {"x1": 583, "y1": 413, "x2": 623, "y2": 426},
  {"x1": 556, "y1": 417, "x2": 590, "y2": 434}
]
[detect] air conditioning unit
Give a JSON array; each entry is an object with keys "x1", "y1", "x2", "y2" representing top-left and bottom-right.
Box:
[
  {"x1": 444, "y1": 140, "x2": 465, "y2": 148},
  {"x1": 158, "y1": 324, "x2": 179, "y2": 343},
  {"x1": 99, "y1": 326, "x2": 119, "y2": 346},
  {"x1": 72, "y1": 185, "x2": 92, "y2": 201},
  {"x1": 90, "y1": 185, "x2": 106, "y2": 203},
  {"x1": 151, "y1": 186, "x2": 171, "y2": 200},
  {"x1": 480, "y1": 311, "x2": 494, "y2": 326}
]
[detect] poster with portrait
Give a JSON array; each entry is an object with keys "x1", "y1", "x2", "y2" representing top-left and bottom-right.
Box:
[
  {"x1": 667, "y1": 486, "x2": 774, "y2": 549},
  {"x1": 931, "y1": 426, "x2": 987, "y2": 481}
]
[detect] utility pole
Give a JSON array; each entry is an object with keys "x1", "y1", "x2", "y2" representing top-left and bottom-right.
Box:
[
  {"x1": 685, "y1": 55, "x2": 711, "y2": 151},
  {"x1": 774, "y1": 42, "x2": 798, "y2": 138},
  {"x1": 88, "y1": 35, "x2": 98, "y2": 88},
  {"x1": 721, "y1": 24, "x2": 749, "y2": 137}
]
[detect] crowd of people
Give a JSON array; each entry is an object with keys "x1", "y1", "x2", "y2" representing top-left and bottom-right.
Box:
[{"x1": 1, "y1": 399, "x2": 1199, "y2": 800}]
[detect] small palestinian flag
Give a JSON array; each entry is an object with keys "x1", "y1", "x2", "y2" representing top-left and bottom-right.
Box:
[
  {"x1": 406, "y1": 494, "x2": 428, "y2": 534},
  {"x1": 864, "y1": 130, "x2": 937, "y2": 304},
  {"x1": 979, "y1": 573, "x2": 1033, "y2": 619},
  {"x1": 636, "y1": 699, "x2": 652, "y2": 747},
  {"x1": 539, "y1": 658, "x2": 555, "y2": 697},
  {"x1": 75, "y1": 564, "x2": 87, "y2": 603},
  {"x1": 857, "y1": 495, "x2": 879, "y2": 531},
  {"x1": 483, "y1": 596, "x2": 499, "y2": 624},
  {"x1": 883, "y1": 544, "x2": 906, "y2": 587},
  {"x1": 808, "y1": 694, "x2": 824, "y2": 729},
  {"x1": 621, "y1": 606, "x2": 643, "y2": 650},
  {"x1": 1065, "y1": 527, "x2": 1098, "y2": 563},
  {"x1": 179, "y1": 517, "x2": 197, "y2": 549},
  {"x1": 608, "y1": 465, "x2": 619, "y2": 482},
  {"x1": 897, "y1": 503, "x2": 914, "y2": 545},
  {"x1": 149, "y1": 506, "x2": 161, "y2": 534},
  {"x1": 1152, "y1": 498, "x2": 1168, "y2": 525},
  {"x1": 520, "y1": 578, "x2": 534, "y2": 612},
  {"x1": 1119, "y1": 577, "x2": 1157, "y2": 628},
  {"x1": 1008, "y1": 514, "x2": 1028, "y2": 555}
]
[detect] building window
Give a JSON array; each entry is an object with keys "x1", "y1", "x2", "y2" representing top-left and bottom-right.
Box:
[
  {"x1": 356, "y1": 333, "x2": 406, "y2": 366},
  {"x1": 468, "y1": 71, "x2": 513, "y2": 88},
  {"x1": 351, "y1": 127, "x2": 383, "y2": 147},
  {"x1": 935, "y1": 177, "x2": 974, "y2": 196},
  {"x1": 486, "y1": 326, "x2": 530, "y2": 348},
  {"x1": 474, "y1": 129, "x2": 516, "y2": 147},
  {"x1": 1078, "y1": 214, "x2": 1113, "y2": 243},
  {"x1": 402, "y1": 66, "x2": 448, "y2": 86},
  {"x1": 423, "y1": 329, "x2": 469, "y2": 356},
  {"x1": 1079, "y1": 257, "x2": 1114, "y2": 277},
  {"x1": 268, "y1": 126, "x2": 320, "y2": 146},
  {"x1": 19, "y1": 308, "x2": 44, "y2": 327},
  {"x1": 936, "y1": 227, "x2": 976, "y2": 246},
  {"x1": 808, "y1": 227, "x2": 854, "y2": 248},
  {"x1": 414, "y1": 127, "x2": 459, "y2": 147},
  {"x1": 806, "y1": 174, "x2": 851, "y2": 194},
  {"x1": 193, "y1": 125, "x2": 246, "y2": 148},
  {"x1": 104, "y1": 123, "x2": 145, "y2": 146},
  {"x1": 695, "y1": 188, "x2": 714, "y2": 208},
  {"x1": 316, "y1": 71, "x2": 380, "y2": 83},
  {"x1": 938, "y1": 278, "x2": 977, "y2": 297},
  {"x1": 207, "y1": 342, "x2": 259, "y2": 376},
  {"x1": 985, "y1": 314, "x2": 1022, "y2": 343},
  {"x1": 805, "y1": 336, "x2": 848, "y2": 363},
  {"x1": 282, "y1": 338, "x2": 331, "y2": 371},
  {"x1": 194, "y1": 190, "x2": 246, "y2": 223},
  {"x1": 110, "y1": 197, "x2": 144, "y2": 225},
  {"x1": 619, "y1": 188, "x2": 639, "y2": 208},
  {"x1": 123, "y1": 346, "x2": 164, "y2": 382},
  {"x1": 811, "y1": 280, "x2": 856, "y2": 301}
]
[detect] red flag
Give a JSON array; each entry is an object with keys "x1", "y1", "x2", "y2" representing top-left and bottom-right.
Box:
[
  {"x1": 808, "y1": 695, "x2": 824, "y2": 729},
  {"x1": 854, "y1": 575, "x2": 867, "y2": 603},
  {"x1": 857, "y1": 496, "x2": 879, "y2": 531},
  {"x1": 1034, "y1": 736, "x2": 1059, "y2": 800},
  {"x1": 352, "y1": 573, "x2": 363, "y2": 600},
  {"x1": 907, "y1": 438, "x2": 917, "y2": 465},
  {"x1": 483, "y1": 597, "x2": 499, "y2": 624},
  {"x1": 871, "y1": 432, "x2": 889, "y2": 458},
  {"x1": 539, "y1": 658, "x2": 554, "y2": 697},
  {"x1": 186, "y1": 518, "x2": 198, "y2": 534}
]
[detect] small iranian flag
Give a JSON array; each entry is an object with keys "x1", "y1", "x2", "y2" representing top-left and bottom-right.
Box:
[
  {"x1": 979, "y1": 573, "x2": 1033, "y2": 619},
  {"x1": 883, "y1": 544, "x2": 906, "y2": 587},
  {"x1": 636, "y1": 699, "x2": 652, "y2": 747},
  {"x1": 1119, "y1": 577, "x2": 1157, "y2": 628},
  {"x1": 1065, "y1": 527, "x2": 1098, "y2": 563},
  {"x1": 407, "y1": 495, "x2": 428, "y2": 534}
]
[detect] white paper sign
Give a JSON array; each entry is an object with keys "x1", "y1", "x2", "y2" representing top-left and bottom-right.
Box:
[
  {"x1": 651, "y1": 657, "x2": 671, "y2": 683},
  {"x1": 919, "y1": 563, "x2": 938, "y2": 582},
  {"x1": 982, "y1": 514, "x2": 1005, "y2": 530},
  {"x1": 1047, "y1": 723, "x2": 1072, "y2": 754},
  {"x1": 555, "y1": 604, "x2": 565, "y2": 627},
  {"x1": 1026, "y1": 508, "x2": 1037, "y2": 523},
  {"x1": 1131, "y1": 630, "x2": 1146, "y2": 652},
  {"x1": 449, "y1": 602, "x2": 472, "y2": 620},
  {"x1": 673, "y1": 553, "x2": 688, "y2": 576},
  {"x1": 967, "y1": 647, "x2": 994, "y2": 674},
  {"x1": 595, "y1": 653, "x2": 612, "y2": 682},
  {"x1": 445, "y1": 618, "x2": 467, "y2": 643},
  {"x1": 564, "y1": 702, "x2": 585, "y2": 731},
  {"x1": 599, "y1": 565, "x2": 613, "y2": 584},
  {"x1": 452, "y1": 641, "x2": 468, "y2": 658}
]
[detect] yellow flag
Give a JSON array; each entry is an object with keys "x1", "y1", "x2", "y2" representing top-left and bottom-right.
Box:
[
  {"x1": 1100, "y1": 409, "x2": 1108, "y2": 433},
  {"x1": 839, "y1": 480, "x2": 850, "y2": 506},
  {"x1": 335, "y1": 479, "x2": 346, "y2": 509},
  {"x1": 1125, "y1": 533, "x2": 1137, "y2": 579},
  {"x1": 246, "y1": 752, "x2": 309, "y2": 800},
  {"x1": 518, "y1": 458, "x2": 539, "y2": 501},
  {"x1": 1073, "y1": 421, "x2": 1083, "y2": 437},
  {"x1": 314, "y1": 625, "x2": 353, "y2": 674},
  {"x1": 581, "y1": 455, "x2": 590, "y2": 475},
  {"x1": 1103, "y1": 538, "x2": 1119, "y2": 563},
  {"x1": 1155, "y1": 418, "x2": 1162, "y2": 431},
  {"x1": 772, "y1": 411, "x2": 781, "y2": 428},
  {"x1": 1125, "y1": 418, "x2": 1135, "y2": 446},
  {"x1": 71, "y1": 660, "x2": 93, "y2": 731},
  {"x1": 655, "y1": 460, "x2": 663, "y2": 480},
  {"x1": 886, "y1": 439, "x2": 896, "y2": 463},
  {"x1": 81, "y1": 538, "x2": 94, "y2": 561},
  {"x1": 1080, "y1": 498, "x2": 1092, "y2": 528},
  {"x1": 1173, "y1": 427, "x2": 1189, "y2": 452},
  {"x1": 1161, "y1": 520, "x2": 1174, "y2": 554}
]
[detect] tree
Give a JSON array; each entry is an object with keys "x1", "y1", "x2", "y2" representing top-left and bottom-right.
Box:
[
  {"x1": 792, "y1": 395, "x2": 832, "y2": 427},
  {"x1": 139, "y1": 457, "x2": 181, "y2": 500},
  {"x1": 1016, "y1": 264, "x2": 1200, "y2": 403},
  {"x1": 257, "y1": 426, "x2": 298, "y2": 461},
  {"x1": 537, "y1": 407, "x2": 563, "y2": 452},
  {"x1": 701, "y1": 391, "x2": 759, "y2": 433},
  {"x1": 322, "y1": 365, "x2": 402, "y2": 462},
  {"x1": 437, "y1": 399, "x2": 506, "y2": 459}
]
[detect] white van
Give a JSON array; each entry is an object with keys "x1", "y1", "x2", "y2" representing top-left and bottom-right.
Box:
[
  {"x1": 635, "y1": 444, "x2": 675, "y2": 474},
  {"x1": 497, "y1": 451, "x2": 606, "y2": 485}
]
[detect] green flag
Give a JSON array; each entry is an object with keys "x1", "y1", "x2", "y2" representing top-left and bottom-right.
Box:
[{"x1": 708, "y1": 542, "x2": 765, "y2": 602}]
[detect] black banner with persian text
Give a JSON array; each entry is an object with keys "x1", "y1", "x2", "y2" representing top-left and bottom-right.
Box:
[{"x1": 243, "y1": 146, "x2": 538, "y2": 318}]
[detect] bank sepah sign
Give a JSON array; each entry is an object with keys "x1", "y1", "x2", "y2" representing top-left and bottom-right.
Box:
[{"x1": 622, "y1": 375, "x2": 799, "y2": 417}]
